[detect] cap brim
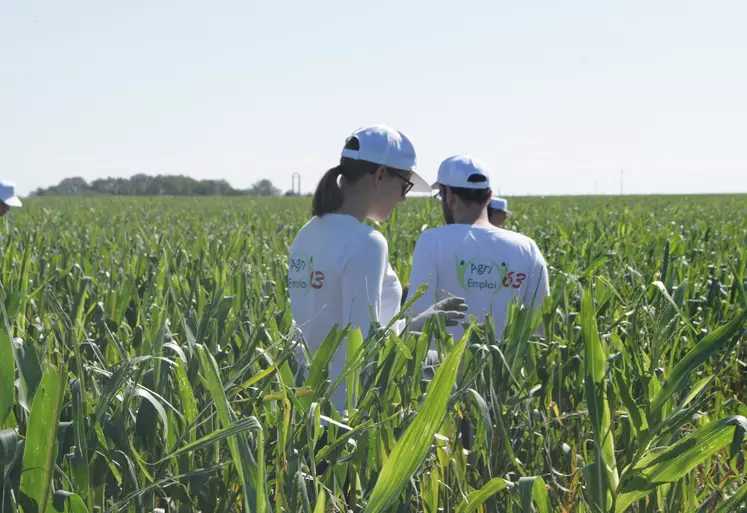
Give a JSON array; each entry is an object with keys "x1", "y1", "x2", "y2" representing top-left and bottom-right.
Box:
[
  {"x1": 3, "y1": 196, "x2": 22, "y2": 207},
  {"x1": 407, "y1": 171, "x2": 433, "y2": 194}
]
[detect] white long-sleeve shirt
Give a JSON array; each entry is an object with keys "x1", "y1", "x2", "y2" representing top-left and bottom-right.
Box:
[
  {"x1": 288, "y1": 213, "x2": 403, "y2": 411},
  {"x1": 409, "y1": 224, "x2": 549, "y2": 342}
]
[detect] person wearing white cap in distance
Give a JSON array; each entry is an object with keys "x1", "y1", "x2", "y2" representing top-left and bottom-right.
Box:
[
  {"x1": 287, "y1": 125, "x2": 468, "y2": 415},
  {"x1": 488, "y1": 196, "x2": 513, "y2": 227},
  {"x1": 0, "y1": 182, "x2": 22, "y2": 216},
  {"x1": 408, "y1": 154, "x2": 549, "y2": 346}
]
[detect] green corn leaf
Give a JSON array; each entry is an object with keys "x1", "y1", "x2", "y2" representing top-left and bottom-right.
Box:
[
  {"x1": 0, "y1": 428, "x2": 19, "y2": 482},
  {"x1": 300, "y1": 324, "x2": 349, "y2": 410},
  {"x1": 12, "y1": 338, "x2": 43, "y2": 413},
  {"x1": 132, "y1": 385, "x2": 169, "y2": 445},
  {"x1": 455, "y1": 477, "x2": 508, "y2": 513},
  {"x1": 612, "y1": 365, "x2": 649, "y2": 443},
  {"x1": 0, "y1": 330, "x2": 14, "y2": 427},
  {"x1": 650, "y1": 280, "x2": 696, "y2": 335},
  {"x1": 157, "y1": 416, "x2": 262, "y2": 463},
  {"x1": 467, "y1": 389, "x2": 493, "y2": 449},
  {"x1": 681, "y1": 376, "x2": 713, "y2": 408},
  {"x1": 92, "y1": 362, "x2": 134, "y2": 424},
  {"x1": 19, "y1": 364, "x2": 66, "y2": 513},
  {"x1": 519, "y1": 476, "x2": 551, "y2": 513},
  {"x1": 649, "y1": 306, "x2": 747, "y2": 416},
  {"x1": 346, "y1": 327, "x2": 363, "y2": 411},
  {"x1": 69, "y1": 379, "x2": 91, "y2": 503},
  {"x1": 581, "y1": 285, "x2": 619, "y2": 507},
  {"x1": 312, "y1": 490, "x2": 326, "y2": 513},
  {"x1": 51, "y1": 491, "x2": 88, "y2": 513},
  {"x1": 235, "y1": 363, "x2": 279, "y2": 395},
  {"x1": 709, "y1": 481, "x2": 747, "y2": 513},
  {"x1": 364, "y1": 327, "x2": 471, "y2": 513},
  {"x1": 197, "y1": 344, "x2": 266, "y2": 513},
  {"x1": 172, "y1": 359, "x2": 198, "y2": 441},
  {"x1": 615, "y1": 415, "x2": 747, "y2": 513}
]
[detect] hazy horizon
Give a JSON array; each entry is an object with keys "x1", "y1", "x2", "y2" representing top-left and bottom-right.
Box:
[
  {"x1": 24, "y1": 173, "x2": 747, "y2": 199},
  {"x1": 3, "y1": 1, "x2": 746, "y2": 197}
]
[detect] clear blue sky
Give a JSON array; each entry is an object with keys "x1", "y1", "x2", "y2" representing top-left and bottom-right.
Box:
[{"x1": 2, "y1": 0, "x2": 746, "y2": 197}]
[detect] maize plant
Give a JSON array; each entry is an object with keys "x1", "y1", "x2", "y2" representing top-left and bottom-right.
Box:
[{"x1": 0, "y1": 194, "x2": 745, "y2": 513}]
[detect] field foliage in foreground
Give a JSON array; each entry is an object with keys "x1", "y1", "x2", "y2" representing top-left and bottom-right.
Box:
[{"x1": 0, "y1": 194, "x2": 746, "y2": 513}]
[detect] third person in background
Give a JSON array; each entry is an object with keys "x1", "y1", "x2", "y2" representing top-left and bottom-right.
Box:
[
  {"x1": 0, "y1": 182, "x2": 22, "y2": 217},
  {"x1": 488, "y1": 196, "x2": 512, "y2": 227},
  {"x1": 408, "y1": 154, "x2": 550, "y2": 344}
]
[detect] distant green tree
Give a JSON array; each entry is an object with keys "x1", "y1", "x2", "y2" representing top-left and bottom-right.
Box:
[
  {"x1": 30, "y1": 174, "x2": 279, "y2": 197},
  {"x1": 248, "y1": 179, "x2": 281, "y2": 197},
  {"x1": 56, "y1": 177, "x2": 89, "y2": 195}
]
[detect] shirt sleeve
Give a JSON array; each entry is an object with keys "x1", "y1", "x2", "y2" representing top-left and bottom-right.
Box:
[
  {"x1": 329, "y1": 231, "x2": 389, "y2": 411},
  {"x1": 408, "y1": 231, "x2": 441, "y2": 318},
  {"x1": 341, "y1": 231, "x2": 389, "y2": 331}
]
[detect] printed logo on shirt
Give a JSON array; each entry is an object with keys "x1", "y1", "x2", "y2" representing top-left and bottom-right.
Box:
[
  {"x1": 288, "y1": 252, "x2": 312, "y2": 295},
  {"x1": 455, "y1": 256, "x2": 527, "y2": 294},
  {"x1": 289, "y1": 253, "x2": 325, "y2": 293},
  {"x1": 310, "y1": 268, "x2": 325, "y2": 289}
]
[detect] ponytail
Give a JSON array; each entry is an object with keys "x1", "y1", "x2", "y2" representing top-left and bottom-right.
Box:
[
  {"x1": 310, "y1": 155, "x2": 382, "y2": 217},
  {"x1": 312, "y1": 166, "x2": 344, "y2": 217}
]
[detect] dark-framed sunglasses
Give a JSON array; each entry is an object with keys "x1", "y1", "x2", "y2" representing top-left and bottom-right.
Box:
[{"x1": 386, "y1": 167, "x2": 415, "y2": 196}]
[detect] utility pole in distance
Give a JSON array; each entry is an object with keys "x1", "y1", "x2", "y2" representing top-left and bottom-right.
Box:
[{"x1": 291, "y1": 173, "x2": 301, "y2": 195}]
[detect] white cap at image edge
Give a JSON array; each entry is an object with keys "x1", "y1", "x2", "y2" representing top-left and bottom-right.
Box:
[
  {"x1": 0, "y1": 182, "x2": 22, "y2": 207},
  {"x1": 340, "y1": 124, "x2": 431, "y2": 194},
  {"x1": 431, "y1": 154, "x2": 491, "y2": 190}
]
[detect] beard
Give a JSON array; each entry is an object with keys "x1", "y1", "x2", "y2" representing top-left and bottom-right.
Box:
[{"x1": 441, "y1": 196, "x2": 455, "y2": 225}]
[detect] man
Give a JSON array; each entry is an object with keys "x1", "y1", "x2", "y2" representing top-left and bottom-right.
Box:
[
  {"x1": 0, "y1": 182, "x2": 22, "y2": 216},
  {"x1": 408, "y1": 154, "x2": 549, "y2": 342},
  {"x1": 488, "y1": 196, "x2": 513, "y2": 227}
]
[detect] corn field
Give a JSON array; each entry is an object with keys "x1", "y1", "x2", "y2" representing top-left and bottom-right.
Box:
[{"x1": 0, "y1": 194, "x2": 746, "y2": 513}]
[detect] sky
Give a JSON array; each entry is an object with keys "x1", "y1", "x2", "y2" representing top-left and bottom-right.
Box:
[{"x1": 2, "y1": 0, "x2": 746, "y2": 197}]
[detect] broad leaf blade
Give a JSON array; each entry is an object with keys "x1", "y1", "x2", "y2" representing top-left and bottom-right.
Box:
[
  {"x1": 519, "y1": 476, "x2": 551, "y2": 513},
  {"x1": 364, "y1": 328, "x2": 471, "y2": 513},
  {"x1": 197, "y1": 344, "x2": 266, "y2": 513},
  {"x1": 650, "y1": 307, "x2": 747, "y2": 415},
  {"x1": 0, "y1": 331, "x2": 14, "y2": 427},
  {"x1": 456, "y1": 477, "x2": 508, "y2": 513},
  {"x1": 581, "y1": 285, "x2": 619, "y2": 508},
  {"x1": 615, "y1": 415, "x2": 747, "y2": 513},
  {"x1": 19, "y1": 365, "x2": 66, "y2": 513}
]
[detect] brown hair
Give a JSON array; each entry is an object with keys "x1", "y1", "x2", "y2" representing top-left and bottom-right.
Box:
[
  {"x1": 312, "y1": 136, "x2": 383, "y2": 216},
  {"x1": 439, "y1": 172, "x2": 492, "y2": 206}
]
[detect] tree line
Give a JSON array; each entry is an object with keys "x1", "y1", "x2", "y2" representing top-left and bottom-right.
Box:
[{"x1": 30, "y1": 174, "x2": 300, "y2": 197}]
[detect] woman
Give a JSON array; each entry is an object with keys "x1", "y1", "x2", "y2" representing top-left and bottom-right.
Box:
[{"x1": 288, "y1": 124, "x2": 467, "y2": 413}]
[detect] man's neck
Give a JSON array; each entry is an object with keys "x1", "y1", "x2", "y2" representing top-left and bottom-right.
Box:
[{"x1": 452, "y1": 207, "x2": 492, "y2": 227}]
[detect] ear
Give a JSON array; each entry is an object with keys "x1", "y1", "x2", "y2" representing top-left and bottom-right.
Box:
[{"x1": 372, "y1": 166, "x2": 387, "y2": 187}]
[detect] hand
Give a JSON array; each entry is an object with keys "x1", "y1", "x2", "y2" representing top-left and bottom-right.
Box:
[{"x1": 410, "y1": 296, "x2": 469, "y2": 331}]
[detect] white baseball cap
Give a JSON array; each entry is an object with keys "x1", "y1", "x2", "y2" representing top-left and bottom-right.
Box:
[
  {"x1": 0, "y1": 182, "x2": 22, "y2": 207},
  {"x1": 340, "y1": 124, "x2": 431, "y2": 194},
  {"x1": 489, "y1": 196, "x2": 513, "y2": 216},
  {"x1": 431, "y1": 154, "x2": 491, "y2": 190}
]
